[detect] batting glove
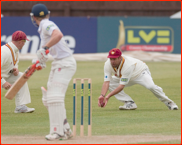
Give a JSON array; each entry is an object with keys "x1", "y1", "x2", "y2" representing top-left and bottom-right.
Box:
[
  {"x1": 36, "y1": 48, "x2": 49, "y2": 64},
  {"x1": 32, "y1": 59, "x2": 46, "y2": 70}
]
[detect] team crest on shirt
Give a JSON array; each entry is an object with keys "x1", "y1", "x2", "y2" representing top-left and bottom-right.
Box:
[
  {"x1": 105, "y1": 75, "x2": 108, "y2": 78},
  {"x1": 121, "y1": 78, "x2": 128, "y2": 82},
  {"x1": 46, "y1": 24, "x2": 54, "y2": 31}
]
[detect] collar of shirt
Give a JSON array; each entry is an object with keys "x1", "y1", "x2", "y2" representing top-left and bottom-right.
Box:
[
  {"x1": 114, "y1": 56, "x2": 124, "y2": 71},
  {"x1": 8, "y1": 42, "x2": 19, "y2": 53},
  {"x1": 38, "y1": 19, "x2": 49, "y2": 33},
  {"x1": 112, "y1": 56, "x2": 125, "y2": 78}
]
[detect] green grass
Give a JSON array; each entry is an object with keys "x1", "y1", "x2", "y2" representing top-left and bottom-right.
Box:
[
  {"x1": 1, "y1": 61, "x2": 181, "y2": 140},
  {"x1": 138, "y1": 140, "x2": 181, "y2": 144}
]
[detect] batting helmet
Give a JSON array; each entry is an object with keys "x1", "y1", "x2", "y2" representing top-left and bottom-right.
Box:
[{"x1": 31, "y1": 4, "x2": 50, "y2": 17}]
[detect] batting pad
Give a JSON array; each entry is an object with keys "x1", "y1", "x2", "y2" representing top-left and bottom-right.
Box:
[
  {"x1": 41, "y1": 87, "x2": 48, "y2": 109},
  {"x1": 48, "y1": 102, "x2": 64, "y2": 136}
]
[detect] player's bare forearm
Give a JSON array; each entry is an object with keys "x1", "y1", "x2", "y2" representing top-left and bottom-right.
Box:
[
  {"x1": 101, "y1": 81, "x2": 110, "y2": 96},
  {"x1": 107, "y1": 84, "x2": 125, "y2": 99},
  {"x1": 45, "y1": 29, "x2": 63, "y2": 48}
]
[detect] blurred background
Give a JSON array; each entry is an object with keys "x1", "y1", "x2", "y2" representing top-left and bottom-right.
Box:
[
  {"x1": 1, "y1": 2, "x2": 181, "y2": 144},
  {"x1": 1, "y1": 1, "x2": 181, "y2": 59},
  {"x1": 1, "y1": 1, "x2": 180, "y2": 17}
]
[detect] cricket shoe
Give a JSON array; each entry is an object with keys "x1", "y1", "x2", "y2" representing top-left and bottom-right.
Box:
[
  {"x1": 167, "y1": 102, "x2": 178, "y2": 110},
  {"x1": 64, "y1": 128, "x2": 73, "y2": 139},
  {"x1": 14, "y1": 105, "x2": 35, "y2": 113},
  {"x1": 45, "y1": 133, "x2": 68, "y2": 140},
  {"x1": 119, "y1": 101, "x2": 137, "y2": 110}
]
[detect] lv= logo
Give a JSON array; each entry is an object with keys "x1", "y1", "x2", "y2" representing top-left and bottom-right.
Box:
[{"x1": 116, "y1": 20, "x2": 173, "y2": 52}]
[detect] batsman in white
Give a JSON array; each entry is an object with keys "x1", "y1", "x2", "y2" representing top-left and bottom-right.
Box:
[
  {"x1": 30, "y1": 4, "x2": 76, "y2": 140},
  {"x1": 98, "y1": 48, "x2": 178, "y2": 110},
  {"x1": 1, "y1": 30, "x2": 35, "y2": 113}
]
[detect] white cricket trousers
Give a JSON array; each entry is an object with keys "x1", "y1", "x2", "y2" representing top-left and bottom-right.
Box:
[
  {"x1": 47, "y1": 55, "x2": 77, "y2": 101},
  {"x1": 46, "y1": 55, "x2": 76, "y2": 135},
  {"x1": 109, "y1": 68, "x2": 173, "y2": 105},
  {"x1": 5, "y1": 72, "x2": 31, "y2": 106}
]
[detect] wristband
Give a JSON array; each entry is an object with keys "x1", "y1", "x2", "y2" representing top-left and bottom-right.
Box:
[
  {"x1": 43, "y1": 46, "x2": 49, "y2": 50},
  {"x1": 101, "y1": 94, "x2": 105, "y2": 97}
]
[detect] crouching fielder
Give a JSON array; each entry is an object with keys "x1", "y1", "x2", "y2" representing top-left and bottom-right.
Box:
[
  {"x1": 1, "y1": 30, "x2": 35, "y2": 113},
  {"x1": 98, "y1": 48, "x2": 178, "y2": 110},
  {"x1": 30, "y1": 4, "x2": 76, "y2": 140}
]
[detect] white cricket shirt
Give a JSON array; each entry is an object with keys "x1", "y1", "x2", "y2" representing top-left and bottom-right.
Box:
[
  {"x1": 38, "y1": 19, "x2": 72, "y2": 59},
  {"x1": 104, "y1": 55, "x2": 148, "y2": 85},
  {"x1": 1, "y1": 42, "x2": 19, "y2": 85}
]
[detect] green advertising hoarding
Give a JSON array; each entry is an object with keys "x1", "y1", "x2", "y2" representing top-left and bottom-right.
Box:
[{"x1": 97, "y1": 17, "x2": 181, "y2": 54}]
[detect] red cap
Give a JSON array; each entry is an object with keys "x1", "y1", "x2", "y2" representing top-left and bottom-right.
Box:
[
  {"x1": 12, "y1": 31, "x2": 29, "y2": 41},
  {"x1": 107, "y1": 48, "x2": 122, "y2": 58}
]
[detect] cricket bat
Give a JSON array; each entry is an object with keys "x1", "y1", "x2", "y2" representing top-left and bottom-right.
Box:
[{"x1": 5, "y1": 50, "x2": 49, "y2": 100}]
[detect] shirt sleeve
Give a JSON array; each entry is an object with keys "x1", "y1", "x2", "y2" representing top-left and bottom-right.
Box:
[
  {"x1": 1, "y1": 50, "x2": 8, "y2": 86},
  {"x1": 43, "y1": 22, "x2": 58, "y2": 36},
  {"x1": 1, "y1": 49, "x2": 8, "y2": 68},
  {"x1": 104, "y1": 62, "x2": 112, "y2": 82},
  {"x1": 120, "y1": 64, "x2": 136, "y2": 85},
  {"x1": 1, "y1": 78, "x2": 6, "y2": 86}
]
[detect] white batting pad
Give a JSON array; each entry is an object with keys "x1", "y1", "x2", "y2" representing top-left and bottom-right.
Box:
[
  {"x1": 41, "y1": 86, "x2": 48, "y2": 109},
  {"x1": 63, "y1": 107, "x2": 71, "y2": 132},
  {"x1": 48, "y1": 102, "x2": 64, "y2": 136}
]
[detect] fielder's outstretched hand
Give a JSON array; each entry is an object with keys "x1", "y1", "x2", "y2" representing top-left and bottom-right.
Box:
[
  {"x1": 103, "y1": 96, "x2": 110, "y2": 107},
  {"x1": 98, "y1": 95, "x2": 105, "y2": 107}
]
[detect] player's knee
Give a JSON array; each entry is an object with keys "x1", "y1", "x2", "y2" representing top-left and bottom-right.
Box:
[
  {"x1": 46, "y1": 81, "x2": 68, "y2": 103},
  {"x1": 47, "y1": 96, "x2": 64, "y2": 104},
  {"x1": 145, "y1": 84, "x2": 155, "y2": 90},
  {"x1": 47, "y1": 86, "x2": 65, "y2": 103}
]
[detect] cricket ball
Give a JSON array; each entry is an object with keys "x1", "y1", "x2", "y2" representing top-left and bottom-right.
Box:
[{"x1": 101, "y1": 102, "x2": 105, "y2": 107}]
